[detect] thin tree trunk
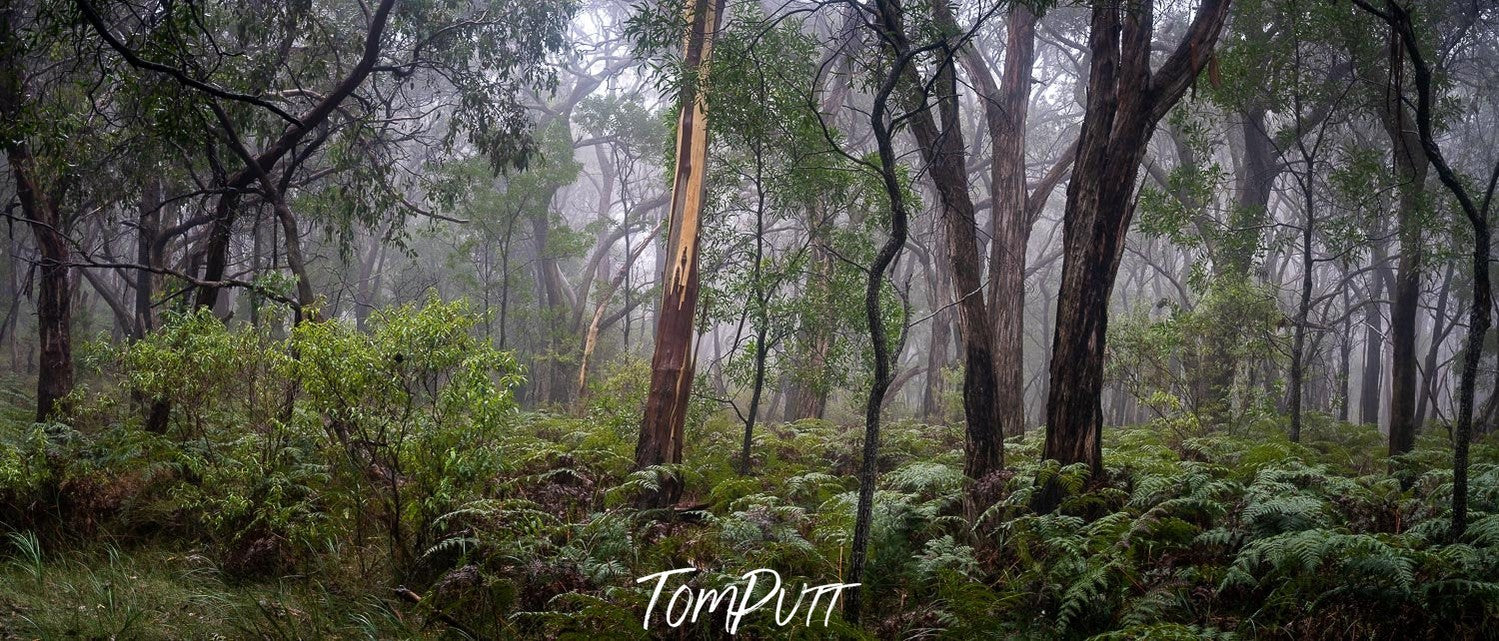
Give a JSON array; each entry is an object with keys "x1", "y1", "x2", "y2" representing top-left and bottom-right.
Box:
[
  {"x1": 1415, "y1": 264, "x2": 1454, "y2": 427},
  {"x1": 739, "y1": 151, "x2": 771, "y2": 474},
  {"x1": 921, "y1": 233, "x2": 952, "y2": 422},
  {"x1": 844, "y1": 4, "x2": 913, "y2": 615},
  {"x1": 577, "y1": 220, "x2": 661, "y2": 402},
  {"x1": 1360, "y1": 289, "x2": 1384, "y2": 426},
  {"x1": 1288, "y1": 176, "x2": 1315, "y2": 442}
]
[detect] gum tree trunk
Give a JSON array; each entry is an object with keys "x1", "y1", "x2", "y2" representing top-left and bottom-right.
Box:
[
  {"x1": 1, "y1": 10, "x2": 73, "y2": 422},
  {"x1": 1381, "y1": 30, "x2": 1430, "y2": 456},
  {"x1": 1038, "y1": 0, "x2": 1230, "y2": 512},
  {"x1": 634, "y1": 0, "x2": 725, "y2": 508}
]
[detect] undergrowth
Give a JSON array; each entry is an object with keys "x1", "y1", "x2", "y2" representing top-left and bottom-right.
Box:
[{"x1": 1, "y1": 306, "x2": 1496, "y2": 640}]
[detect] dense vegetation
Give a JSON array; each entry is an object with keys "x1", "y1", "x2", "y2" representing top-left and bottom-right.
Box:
[
  {"x1": 1, "y1": 302, "x2": 1497, "y2": 639},
  {"x1": 3, "y1": 0, "x2": 1498, "y2": 638}
]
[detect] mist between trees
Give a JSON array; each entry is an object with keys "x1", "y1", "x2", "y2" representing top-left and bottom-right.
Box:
[{"x1": 2, "y1": 0, "x2": 1498, "y2": 638}]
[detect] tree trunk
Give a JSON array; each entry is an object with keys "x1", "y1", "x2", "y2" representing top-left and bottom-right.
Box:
[
  {"x1": 634, "y1": 0, "x2": 724, "y2": 508},
  {"x1": 1381, "y1": 31, "x2": 1430, "y2": 456},
  {"x1": 1338, "y1": 287, "x2": 1353, "y2": 422},
  {"x1": 2, "y1": 7, "x2": 74, "y2": 422},
  {"x1": 844, "y1": 3, "x2": 914, "y2": 615},
  {"x1": 1415, "y1": 264, "x2": 1454, "y2": 427},
  {"x1": 739, "y1": 155, "x2": 772, "y2": 474},
  {"x1": 1350, "y1": 0, "x2": 1494, "y2": 538},
  {"x1": 530, "y1": 202, "x2": 573, "y2": 405},
  {"x1": 921, "y1": 233, "x2": 953, "y2": 422},
  {"x1": 975, "y1": 5, "x2": 1038, "y2": 440},
  {"x1": 901, "y1": 7, "x2": 1004, "y2": 498},
  {"x1": 577, "y1": 220, "x2": 661, "y2": 403},
  {"x1": 1037, "y1": 0, "x2": 1230, "y2": 513},
  {"x1": 1288, "y1": 172, "x2": 1315, "y2": 443},
  {"x1": 12, "y1": 155, "x2": 73, "y2": 423},
  {"x1": 1360, "y1": 290, "x2": 1384, "y2": 426}
]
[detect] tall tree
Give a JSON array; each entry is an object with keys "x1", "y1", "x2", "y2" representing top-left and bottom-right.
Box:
[
  {"x1": 1, "y1": 1, "x2": 77, "y2": 421},
  {"x1": 1351, "y1": 0, "x2": 1497, "y2": 538},
  {"x1": 635, "y1": 0, "x2": 726, "y2": 507},
  {"x1": 960, "y1": 4, "x2": 1074, "y2": 441},
  {"x1": 1038, "y1": 0, "x2": 1230, "y2": 511},
  {"x1": 888, "y1": 0, "x2": 1006, "y2": 503},
  {"x1": 1380, "y1": 23, "x2": 1431, "y2": 457}
]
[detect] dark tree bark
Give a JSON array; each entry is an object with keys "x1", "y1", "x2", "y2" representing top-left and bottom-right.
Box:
[
  {"x1": 134, "y1": 179, "x2": 171, "y2": 432},
  {"x1": 1037, "y1": 0, "x2": 1230, "y2": 512},
  {"x1": 1338, "y1": 286, "x2": 1353, "y2": 422},
  {"x1": 962, "y1": 4, "x2": 1059, "y2": 441},
  {"x1": 1288, "y1": 184, "x2": 1314, "y2": 443},
  {"x1": 739, "y1": 150, "x2": 772, "y2": 474},
  {"x1": 1359, "y1": 285, "x2": 1384, "y2": 426},
  {"x1": 1349, "y1": 0, "x2": 1496, "y2": 539},
  {"x1": 1381, "y1": 29, "x2": 1430, "y2": 457},
  {"x1": 1285, "y1": 26, "x2": 1347, "y2": 442},
  {"x1": 9, "y1": 153, "x2": 73, "y2": 423},
  {"x1": 1, "y1": 7, "x2": 74, "y2": 422},
  {"x1": 900, "y1": 2, "x2": 1004, "y2": 503},
  {"x1": 634, "y1": 0, "x2": 725, "y2": 508},
  {"x1": 844, "y1": 1, "x2": 915, "y2": 619}
]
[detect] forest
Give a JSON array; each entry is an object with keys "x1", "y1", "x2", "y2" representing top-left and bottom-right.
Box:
[{"x1": 1, "y1": 0, "x2": 1498, "y2": 638}]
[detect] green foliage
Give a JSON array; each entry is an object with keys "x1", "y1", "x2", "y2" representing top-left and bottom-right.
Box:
[
  {"x1": 4, "y1": 305, "x2": 1497, "y2": 639},
  {"x1": 1108, "y1": 277, "x2": 1285, "y2": 426}
]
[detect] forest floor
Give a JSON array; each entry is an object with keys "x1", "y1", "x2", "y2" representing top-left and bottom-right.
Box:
[{"x1": 2, "y1": 366, "x2": 1497, "y2": 639}]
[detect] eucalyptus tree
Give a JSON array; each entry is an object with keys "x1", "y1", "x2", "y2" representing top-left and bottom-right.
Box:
[
  {"x1": 948, "y1": 2, "x2": 1075, "y2": 442},
  {"x1": 76, "y1": 0, "x2": 574, "y2": 318},
  {"x1": 1037, "y1": 0, "x2": 1230, "y2": 511},
  {"x1": 1, "y1": 0, "x2": 88, "y2": 420},
  {"x1": 634, "y1": 0, "x2": 727, "y2": 508},
  {"x1": 1351, "y1": 0, "x2": 1499, "y2": 539},
  {"x1": 877, "y1": 0, "x2": 1009, "y2": 499}
]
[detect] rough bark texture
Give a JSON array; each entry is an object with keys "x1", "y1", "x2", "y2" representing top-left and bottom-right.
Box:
[
  {"x1": 1038, "y1": 0, "x2": 1230, "y2": 512},
  {"x1": 903, "y1": 3, "x2": 1003, "y2": 501},
  {"x1": 1381, "y1": 30, "x2": 1429, "y2": 457},
  {"x1": 974, "y1": 5, "x2": 1038, "y2": 441},
  {"x1": 846, "y1": 2, "x2": 914, "y2": 619},
  {"x1": 634, "y1": 0, "x2": 724, "y2": 508},
  {"x1": 135, "y1": 179, "x2": 171, "y2": 432},
  {"x1": 1, "y1": 8, "x2": 74, "y2": 422},
  {"x1": 10, "y1": 152, "x2": 73, "y2": 423}
]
